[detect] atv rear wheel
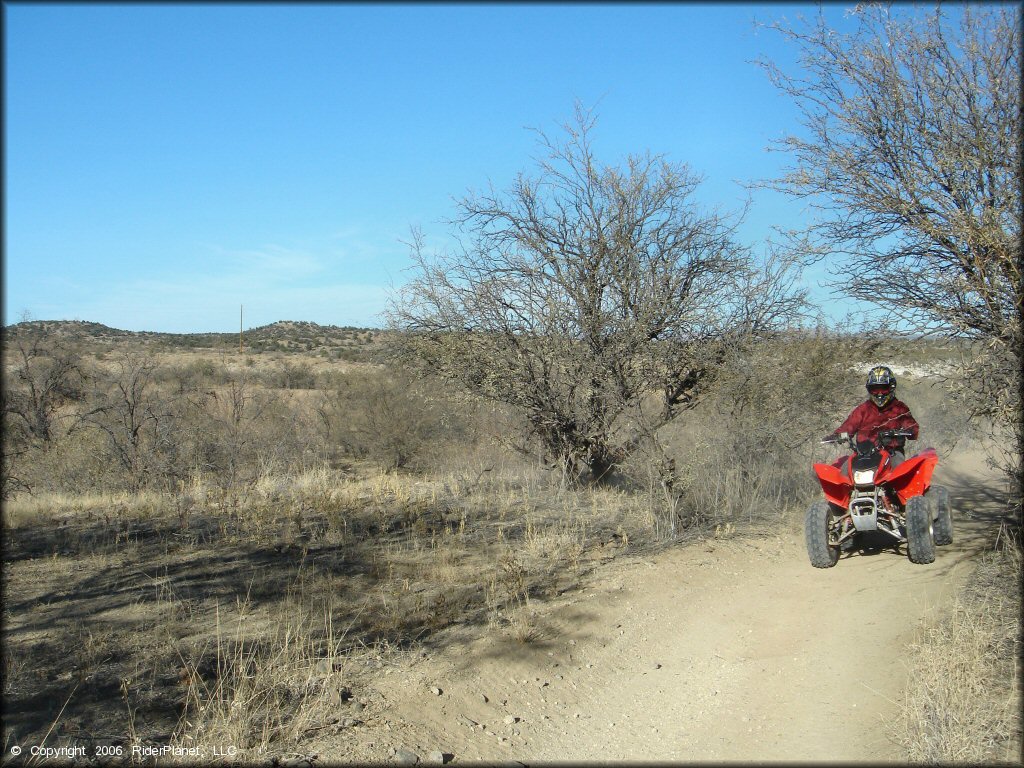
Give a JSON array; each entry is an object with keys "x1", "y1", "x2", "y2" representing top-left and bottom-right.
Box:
[
  {"x1": 931, "y1": 485, "x2": 953, "y2": 546},
  {"x1": 906, "y1": 495, "x2": 936, "y2": 564},
  {"x1": 805, "y1": 500, "x2": 839, "y2": 568}
]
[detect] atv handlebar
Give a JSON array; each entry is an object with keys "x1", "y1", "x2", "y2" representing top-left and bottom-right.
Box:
[
  {"x1": 821, "y1": 429, "x2": 914, "y2": 447},
  {"x1": 878, "y1": 429, "x2": 914, "y2": 441}
]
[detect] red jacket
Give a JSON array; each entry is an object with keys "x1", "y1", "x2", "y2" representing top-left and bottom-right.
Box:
[{"x1": 836, "y1": 398, "x2": 919, "y2": 448}]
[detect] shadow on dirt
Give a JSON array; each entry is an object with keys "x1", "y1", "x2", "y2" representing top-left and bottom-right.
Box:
[
  {"x1": 1, "y1": 505, "x2": 607, "y2": 754},
  {"x1": 470, "y1": 604, "x2": 600, "y2": 666},
  {"x1": 939, "y1": 466, "x2": 1018, "y2": 518},
  {"x1": 2, "y1": 516, "x2": 377, "y2": 751}
]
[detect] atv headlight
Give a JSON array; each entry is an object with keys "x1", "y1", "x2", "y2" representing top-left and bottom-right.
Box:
[{"x1": 853, "y1": 469, "x2": 875, "y2": 485}]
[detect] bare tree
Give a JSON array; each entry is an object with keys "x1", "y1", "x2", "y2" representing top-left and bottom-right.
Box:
[
  {"x1": 389, "y1": 107, "x2": 805, "y2": 484},
  {"x1": 1, "y1": 323, "x2": 89, "y2": 498},
  {"x1": 3, "y1": 327, "x2": 87, "y2": 444},
  {"x1": 199, "y1": 368, "x2": 274, "y2": 488},
  {"x1": 1, "y1": 387, "x2": 34, "y2": 499},
  {"x1": 757, "y1": 4, "x2": 1021, "y2": 494},
  {"x1": 79, "y1": 351, "x2": 180, "y2": 493}
]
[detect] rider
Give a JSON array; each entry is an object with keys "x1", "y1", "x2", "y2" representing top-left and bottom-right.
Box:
[{"x1": 825, "y1": 366, "x2": 920, "y2": 468}]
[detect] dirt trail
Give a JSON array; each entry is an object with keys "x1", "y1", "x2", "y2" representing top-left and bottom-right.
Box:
[{"x1": 318, "y1": 446, "x2": 1008, "y2": 763}]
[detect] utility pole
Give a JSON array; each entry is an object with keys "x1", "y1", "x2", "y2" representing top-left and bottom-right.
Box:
[{"x1": 240, "y1": 305, "x2": 243, "y2": 354}]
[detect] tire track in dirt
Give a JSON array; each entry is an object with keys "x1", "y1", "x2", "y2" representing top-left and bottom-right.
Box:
[{"x1": 316, "y1": 447, "x2": 1003, "y2": 763}]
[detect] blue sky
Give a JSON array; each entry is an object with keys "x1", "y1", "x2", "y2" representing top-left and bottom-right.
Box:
[{"x1": 7, "y1": 3, "x2": 858, "y2": 333}]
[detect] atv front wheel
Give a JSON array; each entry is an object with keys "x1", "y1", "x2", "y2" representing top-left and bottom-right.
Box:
[
  {"x1": 906, "y1": 495, "x2": 936, "y2": 564},
  {"x1": 931, "y1": 485, "x2": 953, "y2": 546},
  {"x1": 805, "y1": 500, "x2": 839, "y2": 568}
]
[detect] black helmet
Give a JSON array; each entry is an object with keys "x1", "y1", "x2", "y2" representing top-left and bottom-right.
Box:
[{"x1": 866, "y1": 366, "x2": 896, "y2": 408}]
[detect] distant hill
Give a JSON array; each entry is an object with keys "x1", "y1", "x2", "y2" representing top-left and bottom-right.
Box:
[{"x1": 2, "y1": 319, "x2": 384, "y2": 359}]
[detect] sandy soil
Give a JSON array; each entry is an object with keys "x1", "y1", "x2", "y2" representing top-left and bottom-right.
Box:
[{"x1": 307, "y1": 445, "x2": 1008, "y2": 764}]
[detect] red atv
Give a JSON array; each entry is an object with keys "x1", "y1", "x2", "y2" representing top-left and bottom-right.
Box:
[{"x1": 806, "y1": 429, "x2": 953, "y2": 567}]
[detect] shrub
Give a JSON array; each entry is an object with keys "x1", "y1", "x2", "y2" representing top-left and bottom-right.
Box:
[
  {"x1": 638, "y1": 329, "x2": 855, "y2": 530},
  {"x1": 316, "y1": 368, "x2": 447, "y2": 471}
]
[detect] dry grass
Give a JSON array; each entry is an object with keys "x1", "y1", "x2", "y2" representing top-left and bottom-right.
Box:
[
  {"x1": 1, "y1": 450, "x2": 813, "y2": 761},
  {"x1": 898, "y1": 527, "x2": 1022, "y2": 763},
  {"x1": 169, "y1": 595, "x2": 378, "y2": 763},
  {"x1": 2, "y1": 489, "x2": 171, "y2": 527},
  {"x1": 1, "y1": 458, "x2": 676, "y2": 761}
]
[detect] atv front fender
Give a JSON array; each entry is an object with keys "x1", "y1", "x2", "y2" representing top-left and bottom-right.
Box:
[{"x1": 813, "y1": 463, "x2": 852, "y2": 510}]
